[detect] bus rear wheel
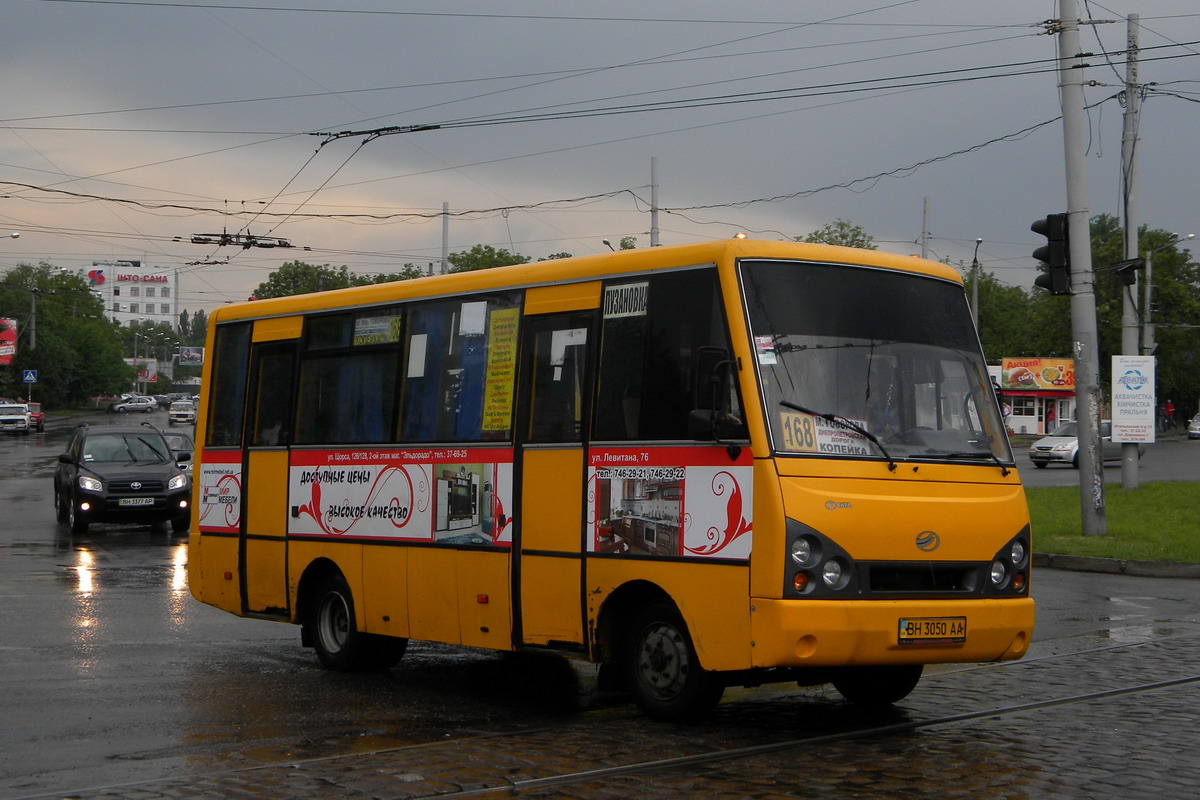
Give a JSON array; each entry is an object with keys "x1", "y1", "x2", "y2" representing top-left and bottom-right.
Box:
[
  {"x1": 623, "y1": 603, "x2": 723, "y2": 721},
  {"x1": 831, "y1": 664, "x2": 923, "y2": 706},
  {"x1": 310, "y1": 573, "x2": 407, "y2": 671}
]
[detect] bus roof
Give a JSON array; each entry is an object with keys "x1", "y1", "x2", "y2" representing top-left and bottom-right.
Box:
[{"x1": 209, "y1": 238, "x2": 962, "y2": 325}]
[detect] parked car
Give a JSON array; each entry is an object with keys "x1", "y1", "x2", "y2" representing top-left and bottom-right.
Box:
[
  {"x1": 53, "y1": 422, "x2": 192, "y2": 534},
  {"x1": 1028, "y1": 420, "x2": 1145, "y2": 468},
  {"x1": 108, "y1": 395, "x2": 157, "y2": 413},
  {"x1": 26, "y1": 401, "x2": 45, "y2": 432},
  {"x1": 168, "y1": 401, "x2": 196, "y2": 426},
  {"x1": 0, "y1": 402, "x2": 32, "y2": 435},
  {"x1": 1188, "y1": 413, "x2": 1200, "y2": 440}
]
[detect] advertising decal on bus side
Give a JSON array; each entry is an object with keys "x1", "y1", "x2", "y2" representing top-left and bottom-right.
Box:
[
  {"x1": 588, "y1": 446, "x2": 753, "y2": 560},
  {"x1": 287, "y1": 448, "x2": 515, "y2": 545},
  {"x1": 198, "y1": 450, "x2": 243, "y2": 534}
]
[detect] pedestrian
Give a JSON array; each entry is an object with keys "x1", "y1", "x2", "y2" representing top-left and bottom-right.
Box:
[{"x1": 1165, "y1": 399, "x2": 1176, "y2": 429}]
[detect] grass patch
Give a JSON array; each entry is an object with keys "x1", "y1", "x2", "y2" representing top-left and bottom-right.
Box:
[{"x1": 1027, "y1": 481, "x2": 1200, "y2": 563}]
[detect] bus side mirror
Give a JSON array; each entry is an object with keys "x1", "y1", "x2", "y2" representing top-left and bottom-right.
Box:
[{"x1": 690, "y1": 347, "x2": 745, "y2": 447}]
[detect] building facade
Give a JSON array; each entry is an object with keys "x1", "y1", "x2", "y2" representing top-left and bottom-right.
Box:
[{"x1": 87, "y1": 260, "x2": 178, "y2": 329}]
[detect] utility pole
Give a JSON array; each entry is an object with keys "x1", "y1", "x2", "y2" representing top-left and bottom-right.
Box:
[
  {"x1": 1119, "y1": 13, "x2": 1142, "y2": 489},
  {"x1": 921, "y1": 197, "x2": 930, "y2": 259},
  {"x1": 650, "y1": 156, "x2": 661, "y2": 247},
  {"x1": 441, "y1": 201, "x2": 450, "y2": 274},
  {"x1": 970, "y1": 238, "x2": 982, "y2": 327},
  {"x1": 1056, "y1": 1, "x2": 1107, "y2": 536}
]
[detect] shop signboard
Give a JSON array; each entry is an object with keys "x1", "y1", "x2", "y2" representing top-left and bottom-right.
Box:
[{"x1": 1000, "y1": 357, "x2": 1075, "y2": 391}]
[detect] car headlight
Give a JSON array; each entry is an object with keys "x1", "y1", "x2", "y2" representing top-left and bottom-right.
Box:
[
  {"x1": 1051, "y1": 443, "x2": 1074, "y2": 452},
  {"x1": 78, "y1": 475, "x2": 103, "y2": 492},
  {"x1": 168, "y1": 474, "x2": 188, "y2": 491}
]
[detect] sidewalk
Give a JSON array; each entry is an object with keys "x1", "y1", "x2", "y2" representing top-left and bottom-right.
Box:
[{"x1": 1035, "y1": 552, "x2": 1200, "y2": 579}]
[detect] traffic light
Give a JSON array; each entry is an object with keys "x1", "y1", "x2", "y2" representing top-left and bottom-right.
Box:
[{"x1": 1031, "y1": 213, "x2": 1070, "y2": 295}]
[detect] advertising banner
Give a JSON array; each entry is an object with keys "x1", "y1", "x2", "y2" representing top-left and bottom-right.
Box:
[
  {"x1": 179, "y1": 347, "x2": 204, "y2": 367},
  {"x1": 287, "y1": 448, "x2": 514, "y2": 545},
  {"x1": 0, "y1": 318, "x2": 16, "y2": 365},
  {"x1": 588, "y1": 446, "x2": 753, "y2": 561},
  {"x1": 1000, "y1": 357, "x2": 1075, "y2": 391},
  {"x1": 1111, "y1": 355, "x2": 1156, "y2": 443},
  {"x1": 124, "y1": 358, "x2": 158, "y2": 382}
]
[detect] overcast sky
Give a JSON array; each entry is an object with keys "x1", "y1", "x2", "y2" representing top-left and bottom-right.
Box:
[{"x1": 2, "y1": 0, "x2": 1199, "y2": 313}]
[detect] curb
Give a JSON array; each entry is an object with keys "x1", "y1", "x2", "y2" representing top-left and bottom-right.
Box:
[{"x1": 1034, "y1": 552, "x2": 1200, "y2": 579}]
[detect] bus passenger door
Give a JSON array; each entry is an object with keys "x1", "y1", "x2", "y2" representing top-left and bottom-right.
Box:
[
  {"x1": 514, "y1": 311, "x2": 593, "y2": 648},
  {"x1": 239, "y1": 337, "x2": 296, "y2": 617}
]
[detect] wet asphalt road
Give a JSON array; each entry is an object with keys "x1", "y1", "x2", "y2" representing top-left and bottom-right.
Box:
[{"x1": 3, "y1": 412, "x2": 1200, "y2": 799}]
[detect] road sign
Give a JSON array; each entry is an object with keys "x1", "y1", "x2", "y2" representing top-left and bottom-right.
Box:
[{"x1": 22, "y1": 369, "x2": 37, "y2": 383}]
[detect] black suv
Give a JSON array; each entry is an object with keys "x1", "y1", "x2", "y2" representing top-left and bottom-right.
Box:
[{"x1": 54, "y1": 423, "x2": 193, "y2": 534}]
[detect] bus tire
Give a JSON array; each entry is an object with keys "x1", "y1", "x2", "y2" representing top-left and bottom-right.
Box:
[
  {"x1": 624, "y1": 603, "x2": 723, "y2": 721},
  {"x1": 831, "y1": 664, "x2": 923, "y2": 706},
  {"x1": 310, "y1": 573, "x2": 407, "y2": 671}
]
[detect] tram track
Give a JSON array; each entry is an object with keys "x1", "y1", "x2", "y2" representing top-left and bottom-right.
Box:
[
  {"x1": 431, "y1": 672, "x2": 1200, "y2": 799},
  {"x1": 12, "y1": 634, "x2": 1200, "y2": 800}
]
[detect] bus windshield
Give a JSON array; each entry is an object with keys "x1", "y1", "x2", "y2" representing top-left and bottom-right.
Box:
[{"x1": 741, "y1": 259, "x2": 1011, "y2": 464}]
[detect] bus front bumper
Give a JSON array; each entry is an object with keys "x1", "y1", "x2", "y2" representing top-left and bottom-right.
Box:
[{"x1": 750, "y1": 596, "x2": 1035, "y2": 668}]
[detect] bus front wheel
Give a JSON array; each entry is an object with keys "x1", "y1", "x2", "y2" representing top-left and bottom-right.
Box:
[
  {"x1": 623, "y1": 603, "x2": 724, "y2": 721},
  {"x1": 310, "y1": 574, "x2": 407, "y2": 671},
  {"x1": 831, "y1": 664, "x2": 923, "y2": 706}
]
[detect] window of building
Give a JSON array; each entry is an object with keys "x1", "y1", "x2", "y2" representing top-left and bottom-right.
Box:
[
  {"x1": 146, "y1": 287, "x2": 156, "y2": 298},
  {"x1": 129, "y1": 303, "x2": 139, "y2": 314},
  {"x1": 1010, "y1": 397, "x2": 1036, "y2": 416},
  {"x1": 161, "y1": 288, "x2": 171, "y2": 298},
  {"x1": 130, "y1": 286, "x2": 140, "y2": 297},
  {"x1": 161, "y1": 304, "x2": 171, "y2": 314},
  {"x1": 112, "y1": 301, "x2": 121, "y2": 312}
]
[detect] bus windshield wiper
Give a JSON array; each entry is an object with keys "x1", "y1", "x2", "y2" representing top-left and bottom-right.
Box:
[
  {"x1": 779, "y1": 400, "x2": 897, "y2": 472},
  {"x1": 913, "y1": 450, "x2": 1012, "y2": 477}
]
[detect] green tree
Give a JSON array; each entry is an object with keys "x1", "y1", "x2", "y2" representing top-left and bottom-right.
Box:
[
  {"x1": 253, "y1": 261, "x2": 427, "y2": 299},
  {"x1": 619, "y1": 236, "x2": 637, "y2": 250},
  {"x1": 540, "y1": 252, "x2": 573, "y2": 261},
  {"x1": 188, "y1": 309, "x2": 207, "y2": 347},
  {"x1": 447, "y1": 245, "x2": 530, "y2": 273},
  {"x1": 796, "y1": 219, "x2": 877, "y2": 250},
  {"x1": 252, "y1": 261, "x2": 364, "y2": 299},
  {"x1": 0, "y1": 262, "x2": 130, "y2": 405}
]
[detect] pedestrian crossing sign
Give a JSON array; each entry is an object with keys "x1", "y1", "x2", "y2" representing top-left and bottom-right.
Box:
[{"x1": 23, "y1": 369, "x2": 37, "y2": 383}]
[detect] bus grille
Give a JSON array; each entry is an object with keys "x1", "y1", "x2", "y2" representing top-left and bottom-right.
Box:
[{"x1": 864, "y1": 563, "x2": 980, "y2": 594}]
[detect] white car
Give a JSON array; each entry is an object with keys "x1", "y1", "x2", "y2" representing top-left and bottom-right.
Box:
[
  {"x1": 168, "y1": 401, "x2": 195, "y2": 426},
  {"x1": 0, "y1": 403, "x2": 32, "y2": 434},
  {"x1": 1028, "y1": 420, "x2": 1144, "y2": 468},
  {"x1": 1188, "y1": 414, "x2": 1200, "y2": 440}
]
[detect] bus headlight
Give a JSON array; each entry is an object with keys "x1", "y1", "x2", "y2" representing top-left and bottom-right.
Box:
[
  {"x1": 822, "y1": 558, "x2": 850, "y2": 590},
  {"x1": 1009, "y1": 540, "x2": 1026, "y2": 566},
  {"x1": 790, "y1": 536, "x2": 821, "y2": 568},
  {"x1": 989, "y1": 559, "x2": 1007, "y2": 586}
]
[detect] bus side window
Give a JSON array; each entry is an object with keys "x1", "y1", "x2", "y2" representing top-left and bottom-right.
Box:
[
  {"x1": 593, "y1": 268, "x2": 739, "y2": 441},
  {"x1": 399, "y1": 295, "x2": 521, "y2": 443},
  {"x1": 526, "y1": 325, "x2": 589, "y2": 443},
  {"x1": 249, "y1": 344, "x2": 295, "y2": 447},
  {"x1": 206, "y1": 322, "x2": 252, "y2": 447}
]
